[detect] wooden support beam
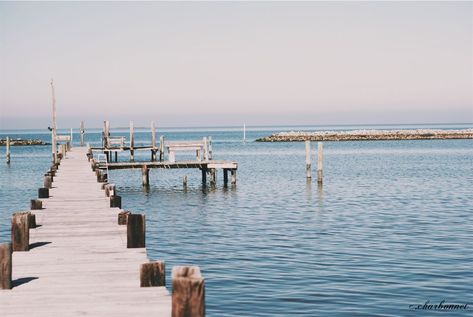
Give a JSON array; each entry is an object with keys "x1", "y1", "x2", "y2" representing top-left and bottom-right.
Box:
[
  {"x1": 0, "y1": 243, "x2": 12, "y2": 289},
  {"x1": 38, "y1": 187, "x2": 49, "y2": 199},
  {"x1": 110, "y1": 195, "x2": 122, "y2": 209},
  {"x1": 210, "y1": 168, "x2": 216, "y2": 186},
  {"x1": 118, "y1": 211, "x2": 130, "y2": 225},
  {"x1": 140, "y1": 261, "x2": 165, "y2": 287},
  {"x1": 30, "y1": 199, "x2": 42, "y2": 210},
  {"x1": 231, "y1": 169, "x2": 237, "y2": 185},
  {"x1": 127, "y1": 214, "x2": 145, "y2": 248},
  {"x1": 317, "y1": 142, "x2": 323, "y2": 184},
  {"x1": 6, "y1": 136, "x2": 10, "y2": 164},
  {"x1": 172, "y1": 266, "x2": 205, "y2": 317},
  {"x1": 11, "y1": 212, "x2": 30, "y2": 251},
  {"x1": 142, "y1": 165, "x2": 149, "y2": 187},
  {"x1": 305, "y1": 140, "x2": 311, "y2": 179},
  {"x1": 223, "y1": 169, "x2": 228, "y2": 185},
  {"x1": 201, "y1": 168, "x2": 207, "y2": 184}
]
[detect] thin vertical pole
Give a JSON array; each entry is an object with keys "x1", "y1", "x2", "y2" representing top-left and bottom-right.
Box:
[
  {"x1": 151, "y1": 121, "x2": 156, "y2": 161},
  {"x1": 130, "y1": 121, "x2": 134, "y2": 161},
  {"x1": 208, "y1": 136, "x2": 213, "y2": 160},
  {"x1": 317, "y1": 142, "x2": 323, "y2": 184},
  {"x1": 50, "y1": 79, "x2": 57, "y2": 164},
  {"x1": 159, "y1": 136, "x2": 164, "y2": 161},
  {"x1": 305, "y1": 141, "x2": 311, "y2": 179},
  {"x1": 203, "y1": 137, "x2": 208, "y2": 161},
  {"x1": 6, "y1": 136, "x2": 10, "y2": 164},
  {"x1": 80, "y1": 121, "x2": 85, "y2": 146}
]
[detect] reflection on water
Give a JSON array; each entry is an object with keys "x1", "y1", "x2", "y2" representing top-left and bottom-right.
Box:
[{"x1": 1, "y1": 126, "x2": 472, "y2": 317}]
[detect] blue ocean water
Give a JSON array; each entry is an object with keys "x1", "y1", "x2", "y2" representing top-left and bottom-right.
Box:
[{"x1": 1, "y1": 124, "x2": 472, "y2": 316}]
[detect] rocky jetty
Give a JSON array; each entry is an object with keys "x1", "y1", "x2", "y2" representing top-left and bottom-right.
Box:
[
  {"x1": 256, "y1": 129, "x2": 473, "y2": 142},
  {"x1": 0, "y1": 138, "x2": 48, "y2": 146}
]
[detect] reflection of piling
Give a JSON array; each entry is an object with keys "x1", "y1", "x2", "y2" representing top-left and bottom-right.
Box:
[
  {"x1": 317, "y1": 142, "x2": 323, "y2": 184},
  {"x1": 305, "y1": 141, "x2": 311, "y2": 179}
]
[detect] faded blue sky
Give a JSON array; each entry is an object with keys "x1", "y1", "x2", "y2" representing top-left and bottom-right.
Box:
[{"x1": 0, "y1": 1, "x2": 472, "y2": 129}]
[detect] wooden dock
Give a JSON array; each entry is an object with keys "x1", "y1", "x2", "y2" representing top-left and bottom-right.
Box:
[{"x1": 0, "y1": 147, "x2": 172, "y2": 316}]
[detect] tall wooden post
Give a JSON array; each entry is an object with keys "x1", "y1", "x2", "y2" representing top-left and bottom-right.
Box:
[
  {"x1": 11, "y1": 212, "x2": 30, "y2": 251},
  {"x1": 142, "y1": 165, "x2": 149, "y2": 187},
  {"x1": 130, "y1": 121, "x2": 134, "y2": 161},
  {"x1": 80, "y1": 121, "x2": 85, "y2": 146},
  {"x1": 210, "y1": 168, "x2": 216, "y2": 186},
  {"x1": 201, "y1": 168, "x2": 207, "y2": 184},
  {"x1": 223, "y1": 169, "x2": 228, "y2": 185},
  {"x1": 6, "y1": 136, "x2": 10, "y2": 164},
  {"x1": 203, "y1": 137, "x2": 208, "y2": 161},
  {"x1": 140, "y1": 261, "x2": 165, "y2": 287},
  {"x1": 305, "y1": 141, "x2": 312, "y2": 179},
  {"x1": 151, "y1": 121, "x2": 157, "y2": 161},
  {"x1": 69, "y1": 128, "x2": 73, "y2": 149},
  {"x1": 30, "y1": 199, "x2": 43, "y2": 210},
  {"x1": 231, "y1": 169, "x2": 237, "y2": 185},
  {"x1": 159, "y1": 136, "x2": 164, "y2": 161},
  {"x1": 0, "y1": 243, "x2": 12, "y2": 289},
  {"x1": 208, "y1": 136, "x2": 213, "y2": 160},
  {"x1": 50, "y1": 79, "x2": 57, "y2": 164},
  {"x1": 317, "y1": 142, "x2": 323, "y2": 184},
  {"x1": 127, "y1": 214, "x2": 145, "y2": 248},
  {"x1": 172, "y1": 266, "x2": 205, "y2": 317},
  {"x1": 183, "y1": 175, "x2": 188, "y2": 187}
]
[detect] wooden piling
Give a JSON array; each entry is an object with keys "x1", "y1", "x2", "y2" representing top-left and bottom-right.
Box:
[
  {"x1": 118, "y1": 211, "x2": 130, "y2": 225},
  {"x1": 142, "y1": 165, "x2": 149, "y2": 187},
  {"x1": 172, "y1": 266, "x2": 205, "y2": 317},
  {"x1": 140, "y1": 261, "x2": 165, "y2": 287},
  {"x1": 80, "y1": 121, "x2": 85, "y2": 146},
  {"x1": 159, "y1": 136, "x2": 164, "y2": 161},
  {"x1": 110, "y1": 195, "x2": 122, "y2": 209},
  {"x1": 305, "y1": 141, "x2": 311, "y2": 179},
  {"x1": 201, "y1": 168, "x2": 207, "y2": 184},
  {"x1": 105, "y1": 184, "x2": 116, "y2": 197},
  {"x1": 44, "y1": 175, "x2": 53, "y2": 189},
  {"x1": 208, "y1": 136, "x2": 213, "y2": 160},
  {"x1": 127, "y1": 214, "x2": 145, "y2": 248},
  {"x1": 11, "y1": 212, "x2": 30, "y2": 251},
  {"x1": 223, "y1": 169, "x2": 228, "y2": 185},
  {"x1": 151, "y1": 121, "x2": 157, "y2": 161},
  {"x1": 203, "y1": 137, "x2": 208, "y2": 161},
  {"x1": 183, "y1": 175, "x2": 188, "y2": 187},
  {"x1": 130, "y1": 121, "x2": 135, "y2": 161},
  {"x1": 0, "y1": 243, "x2": 12, "y2": 289},
  {"x1": 210, "y1": 168, "x2": 216, "y2": 185},
  {"x1": 317, "y1": 142, "x2": 323, "y2": 184},
  {"x1": 231, "y1": 169, "x2": 237, "y2": 185},
  {"x1": 30, "y1": 199, "x2": 42, "y2": 210},
  {"x1": 29, "y1": 213, "x2": 36, "y2": 229},
  {"x1": 6, "y1": 136, "x2": 10, "y2": 164},
  {"x1": 38, "y1": 187, "x2": 49, "y2": 198}
]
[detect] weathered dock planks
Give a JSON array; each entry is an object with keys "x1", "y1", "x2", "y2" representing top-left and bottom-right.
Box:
[{"x1": 0, "y1": 147, "x2": 171, "y2": 316}]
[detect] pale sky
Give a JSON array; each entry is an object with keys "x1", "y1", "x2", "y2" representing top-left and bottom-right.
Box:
[{"x1": 0, "y1": 1, "x2": 472, "y2": 129}]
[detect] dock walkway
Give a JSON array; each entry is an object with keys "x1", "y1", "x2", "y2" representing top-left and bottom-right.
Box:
[{"x1": 0, "y1": 147, "x2": 171, "y2": 316}]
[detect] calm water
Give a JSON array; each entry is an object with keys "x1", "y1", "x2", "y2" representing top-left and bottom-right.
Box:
[{"x1": 1, "y1": 124, "x2": 472, "y2": 316}]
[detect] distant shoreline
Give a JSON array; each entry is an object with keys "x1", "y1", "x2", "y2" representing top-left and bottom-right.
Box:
[
  {"x1": 0, "y1": 139, "x2": 49, "y2": 146},
  {"x1": 256, "y1": 129, "x2": 473, "y2": 142}
]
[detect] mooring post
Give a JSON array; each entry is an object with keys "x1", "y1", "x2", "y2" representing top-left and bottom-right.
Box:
[
  {"x1": 105, "y1": 184, "x2": 116, "y2": 197},
  {"x1": 0, "y1": 243, "x2": 12, "y2": 289},
  {"x1": 151, "y1": 121, "x2": 157, "y2": 161},
  {"x1": 140, "y1": 261, "x2": 165, "y2": 287},
  {"x1": 159, "y1": 135, "x2": 164, "y2": 161},
  {"x1": 29, "y1": 213, "x2": 36, "y2": 229},
  {"x1": 38, "y1": 187, "x2": 49, "y2": 198},
  {"x1": 201, "y1": 168, "x2": 207, "y2": 184},
  {"x1": 317, "y1": 142, "x2": 323, "y2": 184},
  {"x1": 30, "y1": 199, "x2": 42, "y2": 210},
  {"x1": 203, "y1": 137, "x2": 208, "y2": 161},
  {"x1": 110, "y1": 195, "x2": 122, "y2": 208},
  {"x1": 105, "y1": 120, "x2": 110, "y2": 148},
  {"x1": 80, "y1": 121, "x2": 85, "y2": 146},
  {"x1": 6, "y1": 136, "x2": 11, "y2": 164},
  {"x1": 11, "y1": 212, "x2": 30, "y2": 251},
  {"x1": 183, "y1": 175, "x2": 188, "y2": 187},
  {"x1": 118, "y1": 211, "x2": 130, "y2": 225},
  {"x1": 305, "y1": 141, "x2": 311, "y2": 179},
  {"x1": 172, "y1": 266, "x2": 205, "y2": 317},
  {"x1": 142, "y1": 165, "x2": 150, "y2": 187},
  {"x1": 61, "y1": 144, "x2": 66, "y2": 158},
  {"x1": 210, "y1": 168, "x2": 216, "y2": 186},
  {"x1": 44, "y1": 175, "x2": 52, "y2": 189},
  {"x1": 127, "y1": 214, "x2": 145, "y2": 248},
  {"x1": 130, "y1": 120, "x2": 135, "y2": 161},
  {"x1": 223, "y1": 169, "x2": 228, "y2": 185},
  {"x1": 231, "y1": 169, "x2": 237, "y2": 185},
  {"x1": 208, "y1": 136, "x2": 213, "y2": 160}
]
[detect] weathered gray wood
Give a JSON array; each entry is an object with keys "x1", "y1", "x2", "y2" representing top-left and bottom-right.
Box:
[
  {"x1": 183, "y1": 175, "x2": 188, "y2": 187},
  {"x1": 231, "y1": 169, "x2": 237, "y2": 185},
  {"x1": 127, "y1": 214, "x2": 145, "y2": 248},
  {"x1": 44, "y1": 175, "x2": 53, "y2": 189},
  {"x1": 110, "y1": 195, "x2": 122, "y2": 209},
  {"x1": 159, "y1": 135, "x2": 165, "y2": 161},
  {"x1": 6, "y1": 136, "x2": 10, "y2": 164},
  {"x1": 142, "y1": 165, "x2": 149, "y2": 187},
  {"x1": 29, "y1": 213, "x2": 36, "y2": 229},
  {"x1": 80, "y1": 121, "x2": 85, "y2": 146},
  {"x1": 172, "y1": 266, "x2": 205, "y2": 317},
  {"x1": 38, "y1": 187, "x2": 49, "y2": 198},
  {"x1": 305, "y1": 140, "x2": 311, "y2": 179},
  {"x1": 118, "y1": 211, "x2": 130, "y2": 225},
  {"x1": 317, "y1": 142, "x2": 323, "y2": 184},
  {"x1": 30, "y1": 199, "x2": 42, "y2": 210},
  {"x1": 105, "y1": 184, "x2": 116, "y2": 197},
  {"x1": 141, "y1": 261, "x2": 165, "y2": 287},
  {"x1": 0, "y1": 243, "x2": 12, "y2": 289},
  {"x1": 203, "y1": 137, "x2": 208, "y2": 161},
  {"x1": 208, "y1": 136, "x2": 212, "y2": 160},
  {"x1": 11, "y1": 212, "x2": 30, "y2": 251},
  {"x1": 210, "y1": 169, "x2": 216, "y2": 186}
]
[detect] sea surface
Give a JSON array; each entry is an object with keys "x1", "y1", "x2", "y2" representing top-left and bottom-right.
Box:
[{"x1": 1, "y1": 124, "x2": 472, "y2": 317}]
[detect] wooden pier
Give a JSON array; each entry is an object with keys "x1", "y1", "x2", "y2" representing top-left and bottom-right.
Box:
[{"x1": 0, "y1": 147, "x2": 206, "y2": 316}]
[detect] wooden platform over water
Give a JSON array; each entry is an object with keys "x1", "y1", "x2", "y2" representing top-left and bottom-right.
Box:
[{"x1": 0, "y1": 147, "x2": 171, "y2": 316}]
